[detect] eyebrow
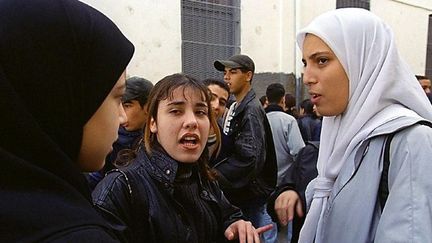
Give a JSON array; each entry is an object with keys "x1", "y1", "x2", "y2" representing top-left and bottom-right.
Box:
[
  {"x1": 167, "y1": 100, "x2": 208, "y2": 107},
  {"x1": 306, "y1": 51, "x2": 332, "y2": 60}
]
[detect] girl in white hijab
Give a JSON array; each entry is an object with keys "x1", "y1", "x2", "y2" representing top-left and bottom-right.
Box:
[{"x1": 294, "y1": 8, "x2": 432, "y2": 242}]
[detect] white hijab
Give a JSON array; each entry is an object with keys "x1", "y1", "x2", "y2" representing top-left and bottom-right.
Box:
[{"x1": 296, "y1": 8, "x2": 432, "y2": 242}]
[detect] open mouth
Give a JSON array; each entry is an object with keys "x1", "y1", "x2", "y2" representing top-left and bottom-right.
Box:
[
  {"x1": 309, "y1": 93, "x2": 321, "y2": 104},
  {"x1": 180, "y1": 135, "x2": 199, "y2": 147}
]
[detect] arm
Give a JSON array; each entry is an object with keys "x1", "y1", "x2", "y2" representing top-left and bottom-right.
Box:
[
  {"x1": 214, "y1": 113, "x2": 265, "y2": 188},
  {"x1": 287, "y1": 118, "x2": 305, "y2": 156},
  {"x1": 266, "y1": 184, "x2": 303, "y2": 225},
  {"x1": 375, "y1": 125, "x2": 432, "y2": 242},
  {"x1": 91, "y1": 171, "x2": 138, "y2": 242}
]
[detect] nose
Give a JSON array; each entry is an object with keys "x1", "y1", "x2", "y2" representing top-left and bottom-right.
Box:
[
  {"x1": 224, "y1": 72, "x2": 230, "y2": 81},
  {"x1": 302, "y1": 67, "x2": 316, "y2": 87},
  {"x1": 211, "y1": 100, "x2": 219, "y2": 112},
  {"x1": 119, "y1": 103, "x2": 128, "y2": 125},
  {"x1": 184, "y1": 110, "x2": 198, "y2": 129}
]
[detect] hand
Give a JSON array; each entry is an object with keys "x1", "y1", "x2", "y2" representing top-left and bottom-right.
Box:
[
  {"x1": 224, "y1": 220, "x2": 273, "y2": 243},
  {"x1": 275, "y1": 190, "x2": 304, "y2": 226}
]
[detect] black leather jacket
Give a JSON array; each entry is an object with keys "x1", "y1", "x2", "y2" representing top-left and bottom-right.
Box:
[
  {"x1": 213, "y1": 89, "x2": 277, "y2": 205},
  {"x1": 92, "y1": 148, "x2": 243, "y2": 243}
]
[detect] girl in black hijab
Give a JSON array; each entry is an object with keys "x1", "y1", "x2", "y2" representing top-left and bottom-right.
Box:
[{"x1": 0, "y1": 0, "x2": 134, "y2": 242}]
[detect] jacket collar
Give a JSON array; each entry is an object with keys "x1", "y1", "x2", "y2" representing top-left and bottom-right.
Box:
[
  {"x1": 143, "y1": 146, "x2": 200, "y2": 186},
  {"x1": 142, "y1": 147, "x2": 178, "y2": 184},
  {"x1": 233, "y1": 89, "x2": 256, "y2": 116},
  {"x1": 265, "y1": 104, "x2": 284, "y2": 113}
]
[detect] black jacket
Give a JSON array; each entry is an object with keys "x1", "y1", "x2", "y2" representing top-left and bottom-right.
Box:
[
  {"x1": 92, "y1": 148, "x2": 243, "y2": 243},
  {"x1": 214, "y1": 89, "x2": 277, "y2": 205}
]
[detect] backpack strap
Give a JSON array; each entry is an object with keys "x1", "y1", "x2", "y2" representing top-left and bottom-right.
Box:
[{"x1": 379, "y1": 120, "x2": 432, "y2": 211}]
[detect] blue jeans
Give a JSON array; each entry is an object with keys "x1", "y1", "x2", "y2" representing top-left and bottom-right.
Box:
[
  {"x1": 239, "y1": 198, "x2": 278, "y2": 243},
  {"x1": 286, "y1": 221, "x2": 293, "y2": 242}
]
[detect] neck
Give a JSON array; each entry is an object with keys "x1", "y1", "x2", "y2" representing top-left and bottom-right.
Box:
[
  {"x1": 175, "y1": 163, "x2": 193, "y2": 182},
  {"x1": 234, "y1": 86, "x2": 251, "y2": 103}
]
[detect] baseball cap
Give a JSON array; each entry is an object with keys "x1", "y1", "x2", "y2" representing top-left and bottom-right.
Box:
[{"x1": 214, "y1": 54, "x2": 255, "y2": 73}]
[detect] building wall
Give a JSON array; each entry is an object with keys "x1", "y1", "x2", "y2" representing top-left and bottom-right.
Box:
[
  {"x1": 81, "y1": 0, "x2": 431, "y2": 86},
  {"x1": 372, "y1": 0, "x2": 432, "y2": 74},
  {"x1": 80, "y1": 0, "x2": 182, "y2": 82}
]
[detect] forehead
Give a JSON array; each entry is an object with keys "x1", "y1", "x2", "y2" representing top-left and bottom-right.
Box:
[
  {"x1": 207, "y1": 84, "x2": 229, "y2": 98},
  {"x1": 302, "y1": 34, "x2": 333, "y2": 55},
  {"x1": 420, "y1": 79, "x2": 431, "y2": 85},
  {"x1": 166, "y1": 86, "x2": 207, "y2": 103}
]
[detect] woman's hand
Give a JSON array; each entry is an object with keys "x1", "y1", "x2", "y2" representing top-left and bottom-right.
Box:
[
  {"x1": 275, "y1": 190, "x2": 304, "y2": 225},
  {"x1": 224, "y1": 220, "x2": 273, "y2": 243}
]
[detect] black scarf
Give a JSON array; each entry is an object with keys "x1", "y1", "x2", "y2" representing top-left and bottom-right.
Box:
[{"x1": 0, "y1": 0, "x2": 134, "y2": 241}]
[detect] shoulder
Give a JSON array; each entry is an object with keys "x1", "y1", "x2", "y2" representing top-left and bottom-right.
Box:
[
  {"x1": 383, "y1": 122, "x2": 432, "y2": 181},
  {"x1": 92, "y1": 169, "x2": 132, "y2": 206},
  {"x1": 391, "y1": 123, "x2": 432, "y2": 153},
  {"x1": 92, "y1": 155, "x2": 149, "y2": 202}
]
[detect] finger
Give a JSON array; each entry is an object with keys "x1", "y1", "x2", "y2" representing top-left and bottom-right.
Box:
[
  {"x1": 238, "y1": 221, "x2": 246, "y2": 243},
  {"x1": 256, "y1": 224, "x2": 273, "y2": 234},
  {"x1": 254, "y1": 227, "x2": 261, "y2": 243},
  {"x1": 287, "y1": 203, "x2": 294, "y2": 222},
  {"x1": 224, "y1": 225, "x2": 236, "y2": 240},
  {"x1": 246, "y1": 222, "x2": 253, "y2": 243},
  {"x1": 276, "y1": 206, "x2": 288, "y2": 226},
  {"x1": 296, "y1": 200, "x2": 304, "y2": 217}
]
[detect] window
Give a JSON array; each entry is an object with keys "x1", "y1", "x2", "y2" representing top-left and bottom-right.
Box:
[
  {"x1": 336, "y1": 0, "x2": 370, "y2": 10},
  {"x1": 426, "y1": 14, "x2": 432, "y2": 78},
  {"x1": 181, "y1": 0, "x2": 240, "y2": 80}
]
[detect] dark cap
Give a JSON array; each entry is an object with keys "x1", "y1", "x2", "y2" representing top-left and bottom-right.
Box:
[
  {"x1": 122, "y1": 76, "x2": 154, "y2": 104},
  {"x1": 214, "y1": 54, "x2": 255, "y2": 73}
]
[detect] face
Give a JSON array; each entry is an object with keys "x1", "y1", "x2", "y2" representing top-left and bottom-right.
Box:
[
  {"x1": 420, "y1": 79, "x2": 431, "y2": 94},
  {"x1": 302, "y1": 34, "x2": 349, "y2": 116},
  {"x1": 78, "y1": 71, "x2": 127, "y2": 172},
  {"x1": 223, "y1": 67, "x2": 252, "y2": 96},
  {"x1": 207, "y1": 84, "x2": 229, "y2": 119},
  {"x1": 121, "y1": 100, "x2": 148, "y2": 131},
  {"x1": 149, "y1": 87, "x2": 210, "y2": 163}
]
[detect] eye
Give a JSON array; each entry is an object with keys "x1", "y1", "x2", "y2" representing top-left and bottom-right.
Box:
[
  {"x1": 301, "y1": 59, "x2": 307, "y2": 67},
  {"x1": 169, "y1": 109, "x2": 182, "y2": 115},
  {"x1": 318, "y1": 57, "x2": 328, "y2": 65},
  {"x1": 196, "y1": 109, "x2": 208, "y2": 116},
  {"x1": 211, "y1": 94, "x2": 217, "y2": 101}
]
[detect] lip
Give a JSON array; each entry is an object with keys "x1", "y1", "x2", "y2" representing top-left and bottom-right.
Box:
[
  {"x1": 179, "y1": 133, "x2": 200, "y2": 150},
  {"x1": 309, "y1": 92, "x2": 322, "y2": 104}
]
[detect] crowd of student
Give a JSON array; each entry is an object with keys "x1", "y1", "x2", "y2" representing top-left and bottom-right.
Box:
[{"x1": 2, "y1": 1, "x2": 432, "y2": 243}]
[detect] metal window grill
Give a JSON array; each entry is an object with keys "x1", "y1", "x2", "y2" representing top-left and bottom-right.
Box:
[
  {"x1": 336, "y1": 0, "x2": 370, "y2": 10},
  {"x1": 426, "y1": 14, "x2": 432, "y2": 78},
  {"x1": 181, "y1": 0, "x2": 240, "y2": 80}
]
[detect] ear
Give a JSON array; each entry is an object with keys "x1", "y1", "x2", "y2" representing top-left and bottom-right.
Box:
[
  {"x1": 142, "y1": 103, "x2": 149, "y2": 115},
  {"x1": 246, "y1": 71, "x2": 253, "y2": 82},
  {"x1": 149, "y1": 117, "x2": 157, "y2": 133}
]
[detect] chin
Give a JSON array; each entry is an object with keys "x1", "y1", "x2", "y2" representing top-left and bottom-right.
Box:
[{"x1": 176, "y1": 154, "x2": 201, "y2": 164}]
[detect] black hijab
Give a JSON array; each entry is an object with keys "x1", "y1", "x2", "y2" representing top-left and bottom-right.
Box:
[{"x1": 0, "y1": 0, "x2": 134, "y2": 241}]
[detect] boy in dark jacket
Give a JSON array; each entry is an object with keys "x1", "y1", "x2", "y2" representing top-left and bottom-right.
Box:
[
  {"x1": 87, "y1": 76, "x2": 153, "y2": 189},
  {"x1": 213, "y1": 54, "x2": 278, "y2": 242}
]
